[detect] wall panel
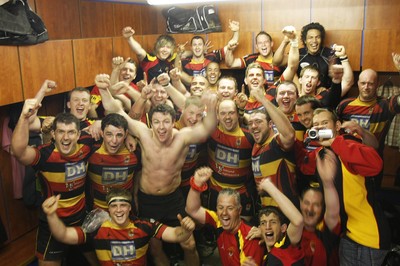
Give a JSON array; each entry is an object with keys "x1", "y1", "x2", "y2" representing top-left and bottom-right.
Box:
[
  {"x1": 73, "y1": 38, "x2": 113, "y2": 87},
  {"x1": 325, "y1": 30, "x2": 362, "y2": 70},
  {"x1": 263, "y1": 0, "x2": 310, "y2": 32},
  {"x1": 312, "y1": 0, "x2": 364, "y2": 30},
  {"x1": 35, "y1": 0, "x2": 81, "y2": 39},
  {"x1": 80, "y1": 1, "x2": 115, "y2": 38},
  {"x1": 113, "y1": 3, "x2": 143, "y2": 36},
  {"x1": 140, "y1": 5, "x2": 166, "y2": 34},
  {"x1": 216, "y1": 0, "x2": 262, "y2": 32},
  {"x1": 19, "y1": 40, "x2": 75, "y2": 99},
  {"x1": 0, "y1": 47, "x2": 23, "y2": 106},
  {"x1": 112, "y1": 36, "x2": 141, "y2": 66},
  {"x1": 365, "y1": 0, "x2": 400, "y2": 30},
  {"x1": 363, "y1": 29, "x2": 400, "y2": 72}
]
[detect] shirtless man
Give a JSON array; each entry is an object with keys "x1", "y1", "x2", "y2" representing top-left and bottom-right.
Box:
[{"x1": 94, "y1": 73, "x2": 218, "y2": 266}]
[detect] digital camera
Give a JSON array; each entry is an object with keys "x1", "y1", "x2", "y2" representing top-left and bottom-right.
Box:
[{"x1": 308, "y1": 129, "x2": 333, "y2": 140}]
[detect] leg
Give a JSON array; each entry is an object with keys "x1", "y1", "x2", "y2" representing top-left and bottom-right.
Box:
[
  {"x1": 180, "y1": 234, "x2": 200, "y2": 266},
  {"x1": 149, "y1": 238, "x2": 169, "y2": 266},
  {"x1": 38, "y1": 260, "x2": 61, "y2": 266},
  {"x1": 339, "y1": 237, "x2": 360, "y2": 266}
]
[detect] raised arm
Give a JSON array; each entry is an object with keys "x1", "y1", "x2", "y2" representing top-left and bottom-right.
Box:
[
  {"x1": 185, "y1": 167, "x2": 213, "y2": 224},
  {"x1": 128, "y1": 79, "x2": 153, "y2": 120},
  {"x1": 158, "y1": 72, "x2": 187, "y2": 110},
  {"x1": 273, "y1": 38, "x2": 290, "y2": 67},
  {"x1": 174, "y1": 42, "x2": 193, "y2": 86},
  {"x1": 222, "y1": 19, "x2": 240, "y2": 55},
  {"x1": 42, "y1": 195, "x2": 80, "y2": 245},
  {"x1": 316, "y1": 149, "x2": 340, "y2": 231},
  {"x1": 161, "y1": 214, "x2": 195, "y2": 243},
  {"x1": 170, "y1": 66, "x2": 190, "y2": 96},
  {"x1": 251, "y1": 87, "x2": 295, "y2": 150},
  {"x1": 224, "y1": 40, "x2": 242, "y2": 68},
  {"x1": 280, "y1": 26, "x2": 299, "y2": 82},
  {"x1": 11, "y1": 99, "x2": 42, "y2": 165},
  {"x1": 259, "y1": 178, "x2": 303, "y2": 245},
  {"x1": 333, "y1": 44, "x2": 354, "y2": 96},
  {"x1": 28, "y1": 80, "x2": 57, "y2": 132},
  {"x1": 122, "y1": 26, "x2": 146, "y2": 62},
  {"x1": 181, "y1": 92, "x2": 218, "y2": 144},
  {"x1": 110, "y1": 56, "x2": 125, "y2": 85},
  {"x1": 322, "y1": 63, "x2": 344, "y2": 109},
  {"x1": 95, "y1": 74, "x2": 149, "y2": 138}
]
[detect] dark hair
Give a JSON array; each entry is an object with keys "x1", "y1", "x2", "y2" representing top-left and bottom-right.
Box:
[
  {"x1": 148, "y1": 104, "x2": 176, "y2": 123},
  {"x1": 255, "y1": 31, "x2": 272, "y2": 43},
  {"x1": 67, "y1": 87, "x2": 90, "y2": 102},
  {"x1": 300, "y1": 181, "x2": 323, "y2": 200},
  {"x1": 295, "y1": 95, "x2": 322, "y2": 109},
  {"x1": 52, "y1": 112, "x2": 80, "y2": 131},
  {"x1": 206, "y1": 61, "x2": 220, "y2": 71},
  {"x1": 191, "y1": 35, "x2": 205, "y2": 45},
  {"x1": 101, "y1": 113, "x2": 128, "y2": 132},
  {"x1": 250, "y1": 109, "x2": 270, "y2": 122},
  {"x1": 106, "y1": 187, "x2": 132, "y2": 205},
  {"x1": 126, "y1": 58, "x2": 135, "y2": 64},
  {"x1": 258, "y1": 206, "x2": 289, "y2": 226},
  {"x1": 301, "y1": 22, "x2": 326, "y2": 46}
]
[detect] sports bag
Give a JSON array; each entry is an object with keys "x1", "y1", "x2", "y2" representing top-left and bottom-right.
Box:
[
  {"x1": 0, "y1": 0, "x2": 48, "y2": 45},
  {"x1": 163, "y1": 5, "x2": 222, "y2": 34}
]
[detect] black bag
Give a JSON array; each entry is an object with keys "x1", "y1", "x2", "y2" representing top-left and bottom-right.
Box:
[
  {"x1": 163, "y1": 5, "x2": 222, "y2": 34},
  {"x1": 0, "y1": 0, "x2": 48, "y2": 45}
]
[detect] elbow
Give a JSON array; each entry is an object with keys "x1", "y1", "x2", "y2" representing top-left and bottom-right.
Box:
[
  {"x1": 292, "y1": 215, "x2": 304, "y2": 229},
  {"x1": 286, "y1": 129, "x2": 296, "y2": 144},
  {"x1": 185, "y1": 205, "x2": 196, "y2": 217}
]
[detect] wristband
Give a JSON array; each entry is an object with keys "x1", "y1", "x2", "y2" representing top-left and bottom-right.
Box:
[
  {"x1": 190, "y1": 176, "x2": 208, "y2": 192},
  {"x1": 162, "y1": 83, "x2": 170, "y2": 87},
  {"x1": 290, "y1": 39, "x2": 298, "y2": 48},
  {"x1": 339, "y1": 55, "x2": 348, "y2": 61}
]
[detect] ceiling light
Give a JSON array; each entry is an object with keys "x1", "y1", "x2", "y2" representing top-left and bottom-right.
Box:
[{"x1": 147, "y1": 0, "x2": 229, "y2": 5}]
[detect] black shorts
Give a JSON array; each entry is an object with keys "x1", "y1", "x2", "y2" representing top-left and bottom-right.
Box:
[
  {"x1": 36, "y1": 218, "x2": 94, "y2": 261},
  {"x1": 137, "y1": 189, "x2": 187, "y2": 227}
]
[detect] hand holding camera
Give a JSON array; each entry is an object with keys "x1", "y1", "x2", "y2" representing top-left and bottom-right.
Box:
[{"x1": 308, "y1": 128, "x2": 333, "y2": 140}]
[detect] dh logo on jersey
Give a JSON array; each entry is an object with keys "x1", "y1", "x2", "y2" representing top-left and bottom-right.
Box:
[
  {"x1": 349, "y1": 115, "x2": 370, "y2": 129},
  {"x1": 215, "y1": 145, "x2": 239, "y2": 167},
  {"x1": 102, "y1": 167, "x2": 129, "y2": 185},
  {"x1": 251, "y1": 156, "x2": 261, "y2": 177},
  {"x1": 111, "y1": 240, "x2": 136, "y2": 261},
  {"x1": 193, "y1": 68, "x2": 206, "y2": 77},
  {"x1": 264, "y1": 70, "x2": 274, "y2": 83},
  {"x1": 65, "y1": 161, "x2": 87, "y2": 182},
  {"x1": 185, "y1": 144, "x2": 197, "y2": 160}
]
